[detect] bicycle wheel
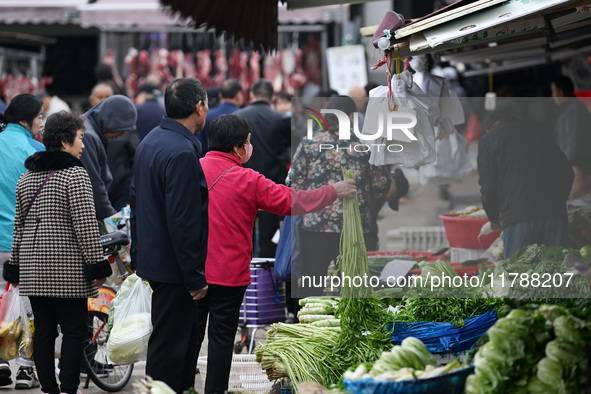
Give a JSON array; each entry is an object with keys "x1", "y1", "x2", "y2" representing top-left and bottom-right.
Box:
[{"x1": 83, "y1": 311, "x2": 134, "y2": 392}]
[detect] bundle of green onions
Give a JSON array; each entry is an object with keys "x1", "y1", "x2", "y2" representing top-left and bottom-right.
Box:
[
  {"x1": 255, "y1": 323, "x2": 341, "y2": 384},
  {"x1": 336, "y1": 168, "x2": 371, "y2": 298},
  {"x1": 330, "y1": 168, "x2": 394, "y2": 385},
  {"x1": 297, "y1": 297, "x2": 340, "y2": 327}
]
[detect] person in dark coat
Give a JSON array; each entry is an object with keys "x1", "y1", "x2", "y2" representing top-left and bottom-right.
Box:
[
  {"x1": 80, "y1": 95, "x2": 137, "y2": 221},
  {"x1": 4, "y1": 111, "x2": 110, "y2": 394},
  {"x1": 550, "y1": 75, "x2": 591, "y2": 162},
  {"x1": 477, "y1": 111, "x2": 574, "y2": 259},
  {"x1": 196, "y1": 78, "x2": 243, "y2": 156},
  {"x1": 130, "y1": 78, "x2": 209, "y2": 393},
  {"x1": 135, "y1": 83, "x2": 166, "y2": 141},
  {"x1": 235, "y1": 79, "x2": 291, "y2": 258}
]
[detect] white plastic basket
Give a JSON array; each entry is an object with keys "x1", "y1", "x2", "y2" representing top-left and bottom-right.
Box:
[{"x1": 197, "y1": 354, "x2": 273, "y2": 393}]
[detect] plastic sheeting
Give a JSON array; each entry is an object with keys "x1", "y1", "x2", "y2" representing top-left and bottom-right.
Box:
[{"x1": 387, "y1": 310, "x2": 497, "y2": 354}]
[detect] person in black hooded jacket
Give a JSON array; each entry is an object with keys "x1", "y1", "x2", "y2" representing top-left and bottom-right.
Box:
[
  {"x1": 477, "y1": 111, "x2": 574, "y2": 259},
  {"x1": 80, "y1": 95, "x2": 137, "y2": 221}
]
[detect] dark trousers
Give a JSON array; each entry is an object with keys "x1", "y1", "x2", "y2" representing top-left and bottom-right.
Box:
[
  {"x1": 299, "y1": 230, "x2": 341, "y2": 297},
  {"x1": 29, "y1": 297, "x2": 87, "y2": 394},
  {"x1": 196, "y1": 284, "x2": 247, "y2": 394},
  {"x1": 298, "y1": 230, "x2": 371, "y2": 297},
  {"x1": 503, "y1": 214, "x2": 569, "y2": 259},
  {"x1": 257, "y1": 211, "x2": 280, "y2": 258},
  {"x1": 147, "y1": 282, "x2": 201, "y2": 393}
]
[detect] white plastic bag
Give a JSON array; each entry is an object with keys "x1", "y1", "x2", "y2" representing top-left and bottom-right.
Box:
[
  {"x1": 419, "y1": 128, "x2": 474, "y2": 184},
  {"x1": 362, "y1": 71, "x2": 438, "y2": 167},
  {"x1": 106, "y1": 274, "x2": 152, "y2": 365}
]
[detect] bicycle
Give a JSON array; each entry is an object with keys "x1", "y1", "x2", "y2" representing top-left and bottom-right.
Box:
[{"x1": 81, "y1": 219, "x2": 135, "y2": 392}]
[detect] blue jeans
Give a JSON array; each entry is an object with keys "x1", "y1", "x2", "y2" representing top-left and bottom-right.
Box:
[{"x1": 503, "y1": 215, "x2": 569, "y2": 259}]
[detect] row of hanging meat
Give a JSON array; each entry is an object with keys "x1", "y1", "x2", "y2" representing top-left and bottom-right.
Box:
[{"x1": 114, "y1": 44, "x2": 321, "y2": 98}]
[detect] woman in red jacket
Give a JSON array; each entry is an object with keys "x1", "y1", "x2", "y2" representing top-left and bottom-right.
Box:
[{"x1": 198, "y1": 114, "x2": 355, "y2": 393}]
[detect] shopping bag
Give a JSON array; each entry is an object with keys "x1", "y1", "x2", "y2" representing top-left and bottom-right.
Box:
[
  {"x1": 419, "y1": 128, "x2": 474, "y2": 184},
  {"x1": 18, "y1": 296, "x2": 34, "y2": 359},
  {"x1": 0, "y1": 286, "x2": 29, "y2": 360},
  {"x1": 0, "y1": 285, "x2": 22, "y2": 340},
  {"x1": 275, "y1": 216, "x2": 304, "y2": 281},
  {"x1": 106, "y1": 274, "x2": 152, "y2": 365},
  {"x1": 362, "y1": 72, "x2": 438, "y2": 167}
]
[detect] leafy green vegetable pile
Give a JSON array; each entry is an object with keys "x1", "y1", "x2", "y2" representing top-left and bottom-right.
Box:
[
  {"x1": 379, "y1": 259, "x2": 506, "y2": 328},
  {"x1": 465, "y1": 305, "x2": 591, "y2": 393},
  {"x1": 255, "y1": 323, "x2": 342, "y2": 385},
  {"x1": 343, "y1": 337, "x2": 463, "y2": 382},
  {"x1": 388, "y1": 296, "x2": 506, "y2": 328},
  {"x1": 481, "y1": 244, "x2": 591, "y2": 299}
]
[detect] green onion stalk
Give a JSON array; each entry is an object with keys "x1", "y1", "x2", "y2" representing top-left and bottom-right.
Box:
[{"x1": 329, "y1": 168, "x2": 394, "y2": 386}]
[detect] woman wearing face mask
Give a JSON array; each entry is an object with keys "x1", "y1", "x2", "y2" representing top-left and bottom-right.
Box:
[
  {"x1": 4, "y1": 111, "x2": 111, "y2": 394},
  {"x1": 197, "y1": 114, "x2": 356, "y2": 394}
]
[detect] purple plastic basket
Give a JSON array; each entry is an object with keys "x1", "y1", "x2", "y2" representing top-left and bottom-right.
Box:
[
  {"x1": 239, "y1": 258, "x2": 286, "y2": 325},
  {"x1": 239, "y1": 309, "x2": 286, "y2": 325},
  {"x1": 245, "y1": 288, "x2": 284, "y2": 298},
  {"x1": 242, "y1": 302, "x2": 285, "y2": 312}
]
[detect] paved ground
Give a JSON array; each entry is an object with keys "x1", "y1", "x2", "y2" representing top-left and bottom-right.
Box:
[{"x1": 5, "y1": 142, "x2": 483, "y2": 394}]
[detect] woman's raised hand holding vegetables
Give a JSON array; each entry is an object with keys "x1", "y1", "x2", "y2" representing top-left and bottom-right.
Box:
[{"x1": 333, "y1": 179, "x2": 357, "y2": 199}]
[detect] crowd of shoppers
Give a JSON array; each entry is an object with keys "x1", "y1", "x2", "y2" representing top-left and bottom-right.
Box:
[{"x1": 0, "y1": 68, "x2": 589, "y2": 394}]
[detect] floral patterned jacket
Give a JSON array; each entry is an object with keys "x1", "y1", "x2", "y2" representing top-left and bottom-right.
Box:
[{"x1": 287, "y1": 129, "x2": 390, "y2": 233}]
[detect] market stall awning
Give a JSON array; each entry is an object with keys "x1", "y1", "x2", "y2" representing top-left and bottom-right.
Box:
[
  {"x1": 0, "y1": 1, "x2": 87, "y2": 25},
  {"x1": 363, "y1": 0, "x2": 591, "y2": 75},
  {"x1": 77, "y1": 0, "x2": 182, "y2": 29}
]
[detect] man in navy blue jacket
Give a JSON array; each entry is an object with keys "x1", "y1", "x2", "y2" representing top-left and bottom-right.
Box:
[
  {"x1": 130, "y1": 78, "x2": 209, "y2": 393},
  {"x1": 196, "y1": 78, "x2": 243, "y2": 156}
]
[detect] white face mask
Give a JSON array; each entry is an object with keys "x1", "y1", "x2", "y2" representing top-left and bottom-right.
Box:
[
  {"x1": 235, "y1": 140, "x2": 253, "y2": 164},
  {"x1": 240, "y1": 142, "x2": 253, "y2": 164},
  {"x1": 409, "y1": 56, "x2": 428, "y2": 73}
]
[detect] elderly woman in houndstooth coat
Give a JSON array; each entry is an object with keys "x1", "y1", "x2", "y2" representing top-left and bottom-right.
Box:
[{"x1": 3, "y1": 111, "x2": 112, "y2": 394}]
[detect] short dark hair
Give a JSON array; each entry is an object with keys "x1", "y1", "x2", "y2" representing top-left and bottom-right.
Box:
[
  {"x1": 552, "y1": 75, "x2": 575, "y2": 96},
  {"x1": 251, "y1": 79, "x2": 273, "y2": 101},
  {"x1": 1, "y1": 93, "x2": 43, "y2": 131},
  {"x1": 484, "y1": 111, "x2": 516, "y2": 132},
  {"x1": 324, "y1": 96, "x2": 358, "y2": 132},
  {"x1": 207, "y1": 114, "x2": 251, "y2": 153},
  {"x1": 94, "y1": 63, "x2": 114, "y2": 81},
  {"x1": 322, "y1": 88, "x2": 339, "y2": 98},
  {"x1": 276, "y1": 92, "x2": 292, "y2": 102},
  {"x1": 220, "y1": 79, "x2": 242, "y2": 99},
  {"x1": 165, "y1": 78, "x2": 207, "y2": 119},
  {"x1": 43, "y1": 111, "x2": 85, "y2": 152}
]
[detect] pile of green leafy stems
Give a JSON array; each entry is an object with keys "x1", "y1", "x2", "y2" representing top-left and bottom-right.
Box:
[
  {"x1": 384, "y1": 260, "x2": 507, "y2": 328},
  {"x1": 464, "y1": 305, "x2": 591, "y2": 393},
  {"x1": 255, "y1": 322, "x2": 342, "y2": 384},
  {"x1": 480, "y1": 244, "x2": 591, "y2": 300}
]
